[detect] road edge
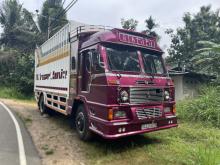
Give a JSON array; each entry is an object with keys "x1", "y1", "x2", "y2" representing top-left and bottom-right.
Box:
[{"x1": 0, "y1": 101, "x2": 27, "y2": 165}]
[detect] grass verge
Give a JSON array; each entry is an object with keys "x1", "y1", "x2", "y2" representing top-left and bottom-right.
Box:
[
  {"x1": 82, "y1": 122, "x2": 220, "y2": 165},
  {"x1": 0, "y1": 86, "x2": 34, "y2": 102},
  {"x1": 177, "y1": 85, "x2": 220, "y2": 128}
]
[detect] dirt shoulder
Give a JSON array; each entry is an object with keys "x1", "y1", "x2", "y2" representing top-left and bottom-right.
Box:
[{"x1": 1, "y1": 99, "x2": 86, "y2": 165}]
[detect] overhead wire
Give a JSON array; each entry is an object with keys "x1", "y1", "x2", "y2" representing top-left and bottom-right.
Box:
[{"x1": 49, "y1": 0, "x2": 78, "y2": 27}]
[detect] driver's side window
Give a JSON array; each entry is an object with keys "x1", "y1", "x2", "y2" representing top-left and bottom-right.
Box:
[
  {"x1": 91, "y1": 49, "x2": 104, "y2": 74},
  {"x1": 85, "y1": 52, "x2": 91, "y2": 72}
]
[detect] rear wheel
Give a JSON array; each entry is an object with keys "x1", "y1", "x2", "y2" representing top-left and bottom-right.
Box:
[
  {"x1": 38, "y1": 95, "x2": 51, "y2": 116},
  {"x1": 75, "y1": 105, "x2": 92, "y2": 141}
]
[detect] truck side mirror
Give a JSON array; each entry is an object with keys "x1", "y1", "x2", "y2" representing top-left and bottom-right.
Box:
[{"x1": 71, "y1": 56, "x2": 76, "y2": 70}]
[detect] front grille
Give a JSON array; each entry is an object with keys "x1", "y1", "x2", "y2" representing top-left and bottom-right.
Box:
[
  {"x1": 130, "y1": 87, "x2": 163, "y2": 104},
  {"x1": 136, "y1": 108, "x2": 162, "y2": 120}
]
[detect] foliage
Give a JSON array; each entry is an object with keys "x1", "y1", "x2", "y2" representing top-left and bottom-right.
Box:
[
  {"x1": 143, "y1": 16, "x2": 159, "y2": 40},
  {"x1": 0, "y1": 49, "x2": 34, "y2": 95},
  {"x1": 0, "y1": 0, "x2": 68, "y2": 96},
  {"x1": 166, "y1": 5, "x2": 220, "y2": 72},
  {"x1": 193, "y1": 41, "x2": 220, "y2": 76},
  {"x1": 14, "y1": 53, "x2": 35, "y2": 95},
  {"x1": 177, "y1": 85, "x2": 220, "y2": 128},
  {"x1": 121, "y1": 16, "x2": 160, "y2": 40},
  {"x1": 0, "y1": 49, "x2": 18, "y2": 84},
  {"x1": 0, "y1": 0, "x2": 40, "y2": 53},
  {"x1": 38, "y1": 0, "x2": 67, "y2": 41},
  {"x1": 121, "y1": 18, "x2": 138, "y2": 31},
  {"x1": 0, "y1": 86, "x2": 33, "y2": 100}
]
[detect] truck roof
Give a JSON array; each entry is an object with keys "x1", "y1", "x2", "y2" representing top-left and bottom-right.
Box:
[{"x1": 80, "y1": 28, "x2": 163, "y2": 53}]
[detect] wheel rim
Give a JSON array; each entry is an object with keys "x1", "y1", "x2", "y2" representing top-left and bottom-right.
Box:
[{"x1": 76, "y1": 112, "x2": 85, "y2": 134}]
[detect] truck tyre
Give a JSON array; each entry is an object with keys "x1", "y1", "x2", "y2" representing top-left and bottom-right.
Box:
[
  {"x1": 75, "y1": 105, "x2": 92, "y2": 141},
  {"x1": 39, "y1": 95, "x2": 48, "y2": 115}
]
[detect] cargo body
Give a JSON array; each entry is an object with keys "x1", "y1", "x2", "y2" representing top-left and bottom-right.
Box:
[{"x1": 34, "y1": 21, "x2": 177, "y2": 140}]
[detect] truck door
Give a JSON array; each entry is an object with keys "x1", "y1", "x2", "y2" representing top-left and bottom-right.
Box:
[{"x1": 81, "y1": 51, "x2": 92, "y2": 91}]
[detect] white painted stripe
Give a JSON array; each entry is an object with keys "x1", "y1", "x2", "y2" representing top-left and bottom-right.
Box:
[{"x1": 0, "y1": 102, "x2": 27, "y2": 165}]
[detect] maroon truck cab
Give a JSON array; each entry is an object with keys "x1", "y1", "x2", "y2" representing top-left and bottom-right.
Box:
[{"x1": 71, "y1": 28, "x2": 178, "y2": 139}]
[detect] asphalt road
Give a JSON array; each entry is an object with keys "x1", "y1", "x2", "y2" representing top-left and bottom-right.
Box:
[{"x1": 0, "y1": 102, "x2": 41, "y2": 165}]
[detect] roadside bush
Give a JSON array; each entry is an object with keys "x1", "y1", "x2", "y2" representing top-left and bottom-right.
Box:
[
  {"x1": 177, "y1": 85, "x2": 220, "y2": 128},
  {"x1": 14, "y1": 53, "x2": 34, "y2": 96},
  {"x1": 0, "y1": 50, "x2": 34, "y2": 96},
  {"x1": 0, "y1": 86, "x2": 29, "y2": 100}
]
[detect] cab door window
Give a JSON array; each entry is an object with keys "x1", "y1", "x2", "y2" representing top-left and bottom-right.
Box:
[
  {"x1": 91, "y1": 49, "x2": 104, "y2": 74},
  {"x1": 81, "y1": 51, "x2": 92, "y2": 91}
]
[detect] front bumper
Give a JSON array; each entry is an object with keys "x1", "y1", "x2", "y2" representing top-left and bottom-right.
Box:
[{"x1": 89, "y1": 115, "x2": 178, "y2": 139}]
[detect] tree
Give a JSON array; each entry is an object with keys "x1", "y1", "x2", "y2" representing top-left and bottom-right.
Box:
[
  {"x1": 143, "y1": 16, "x2": 159, "y2": 39},
  {"x1": 0, "y1": 0, "x2": 40, "y2": 95},
  {"x1": 0, "y1": 0, "x2": 40, "y2": 53},
  {"x1": 38, "y1": 0, "x2": 68, "y2": 41},
  {"x1": 121, "y1": 18, "x2": 138, "y2": 31},
  {"x1": 166, "y1": 5, "x2": 220, "y2": 71},
  {"x1": 193, "y1": 41, "x2": 220, "y2": 76},
  {"x1": 0, "y1": 0, "x2": 70, "y2": 95}
]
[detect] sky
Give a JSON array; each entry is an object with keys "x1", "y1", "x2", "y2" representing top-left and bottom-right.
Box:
[{"x1": 1, "y1": 0, "x2": 220, "y2": 55}]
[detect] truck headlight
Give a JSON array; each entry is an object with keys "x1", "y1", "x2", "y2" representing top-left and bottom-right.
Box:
[
  {"x1": 164, "y1": 90, "x2": 170, "y2": 100},
  {"x1": 114, "y1": 110, "x2": 126, "y2": 118},
  {"x1": 120, "y1": 90, "x2": 129, "y2": 102}
]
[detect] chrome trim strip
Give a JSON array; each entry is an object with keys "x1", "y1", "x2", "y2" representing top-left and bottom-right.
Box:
[
  {"x1": 105, "y1": 73, "x2": 170, "y2": 79},
  {"x1": 113, "y1": 122, "x2": 129, "y2": 126},
  {"x1": 89, "y1": 126, "x2": 104, "y2": 135},
  {"x1": 89, "y1": 73, "x2": 171, "y2": 79},
  {"x1": 165, "y1": 115, "x2": 176, "y2": 119},
  {"x1": 90, "y1": 115, "x2": 108, "y2": 123},
  {"x1": 87, "y1": 101, "x2": 107, "y2": 107}
]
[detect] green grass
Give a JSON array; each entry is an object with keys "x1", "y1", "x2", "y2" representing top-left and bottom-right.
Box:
[
  {"x1": 177, "y1": 85, "x2": 220, "y2": 128},
  {"x1": 41, "y1": 144, "x2": 54, "y2": 155},
  {"x1": 81, "y1": 122, "x2": 220, "y2": 165},
  {"x1": 0, "y1": 86, "x2": 34, "y2": 101}
]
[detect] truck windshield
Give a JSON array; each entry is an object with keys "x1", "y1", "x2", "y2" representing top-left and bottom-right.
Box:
[
  {"x1": 106, "y1": 47, "x2": 141, "y2": 72},
  {"x1": 142, "y1": 53, "x2": 165, "y2": 74}
]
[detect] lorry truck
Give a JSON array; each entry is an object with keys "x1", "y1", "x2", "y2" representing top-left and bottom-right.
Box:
[{"x1": 34, "y1": 20, "x2": 177, "y2": 140}]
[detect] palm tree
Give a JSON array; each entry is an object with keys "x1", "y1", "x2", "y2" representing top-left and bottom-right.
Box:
[
  {"x1": 193, "y1": 41, "x2": 220, "y2": 76},
  {"x1": 38, "y1": 0, "x2": 68, "y2": 41},
  {"x1": 143, "y1": 16, "x2": 159, "y2": 40},
  {"x1": 0, "y1": 0, "x2": 40, "y2": 52}
]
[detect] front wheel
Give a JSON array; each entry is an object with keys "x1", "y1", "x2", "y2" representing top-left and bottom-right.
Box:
[{"x1": 75, "y1": 105, "x2": 92, "y2": 141}]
